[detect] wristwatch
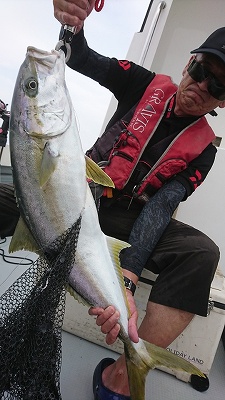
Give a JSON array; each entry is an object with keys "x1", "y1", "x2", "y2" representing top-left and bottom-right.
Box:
[{"x1": 123, "y1": 277, "x2": 136, "y2": 296}]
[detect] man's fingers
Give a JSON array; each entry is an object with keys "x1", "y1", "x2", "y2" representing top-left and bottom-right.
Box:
[
  {"x1": 53, "y1": 0, "x2": 90, "y2": 27},
  {"x1": 105, "y1": 323, "x2": 121, "y2": 345},
  {"x1": 88, "y1": 306, "x2": 104, "y2": 316},
  {"x1": 88, "y1": 305, "x2": 121, "y2": 344},
  {"x1": 96, "y1": 308, "x2": 120, "y2": 331}
]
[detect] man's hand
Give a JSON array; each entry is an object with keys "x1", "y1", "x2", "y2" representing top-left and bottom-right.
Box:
[
  {"x1": 88, "y1": 290, "x2": 139, "y2": 345},
  {"x1": 53, "y1": 0, "x2": 95, "y2": 30},
  {"x1": 126, "y1": 289, "x2": 139, "y2": 343}
]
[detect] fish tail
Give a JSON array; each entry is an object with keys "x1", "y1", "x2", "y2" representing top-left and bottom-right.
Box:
[
  {"x1": 124, "y1": 338, "x2": 206, "y2": 400},
  {"x1": 125, "y1": 351, "x2": 148, "y2": 400},
  {"x1": 124, "y1": 340, "x2": 153, "y2": 400}
]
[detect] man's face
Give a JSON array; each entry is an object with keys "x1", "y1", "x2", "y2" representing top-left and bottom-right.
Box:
[{"x1": 176, "y1": 53, "x2": 225, "y2": 116}]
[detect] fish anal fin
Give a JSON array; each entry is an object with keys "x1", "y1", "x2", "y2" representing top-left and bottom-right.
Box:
[
  {"x1": 9, "y1": 216, "x2": 40, "y2": 254},
  {"x1": 85, "y1": 155, "x2": 114, "y2": 188},
  {"x1": 66, "y1": 283, "x2": 91, "y2": 307}
]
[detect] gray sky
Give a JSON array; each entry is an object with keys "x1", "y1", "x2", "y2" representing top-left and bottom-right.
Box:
[{"x1": 0, "y1": 0, "x2": 150, "y2": 151}]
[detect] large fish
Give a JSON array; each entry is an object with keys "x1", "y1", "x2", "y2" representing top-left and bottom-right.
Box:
[{"x1": 9, "y1": 46, "x2": 205, "y2": 399}]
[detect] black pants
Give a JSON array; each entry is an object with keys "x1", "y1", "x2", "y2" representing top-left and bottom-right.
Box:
[{"x1": 98, "y1": 201, "x2": 219, "y2": 317}]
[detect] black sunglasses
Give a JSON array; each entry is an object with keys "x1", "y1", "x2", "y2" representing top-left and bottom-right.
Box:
[{"x1": 187, "y1": 59, "x2": 225, "y2": 101}]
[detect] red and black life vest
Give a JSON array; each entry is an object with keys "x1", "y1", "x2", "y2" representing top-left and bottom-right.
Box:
[{"x1": 87, "y1": 74, "x2": 215, "y2": 200}]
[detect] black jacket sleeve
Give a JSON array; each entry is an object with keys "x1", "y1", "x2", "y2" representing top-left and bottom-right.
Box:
[
  {"x1": 66, "y1": 28, "x2": 111, "y2": 87},
  {"x1": 66, "y1": 28, "x2": 155, "y2": 127},
  {"x1": 174, "y1": 143, "x2": 217, "y2": 199}
]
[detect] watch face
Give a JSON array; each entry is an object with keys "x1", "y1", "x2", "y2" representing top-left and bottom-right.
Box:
[
  {"x1": 124, "y1": 277, "x2": 130, "y2": 286},
  {"x1": 124, "y1": 277, "x2": 136, "y2": 295}
]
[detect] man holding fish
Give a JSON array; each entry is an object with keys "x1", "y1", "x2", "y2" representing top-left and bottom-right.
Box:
[
  {"x1": 0, "y1": 0, "x2": 224, "y2": 399},
  {"x1": 52, "y1": 2, "x2": 224, "y2": 398}
]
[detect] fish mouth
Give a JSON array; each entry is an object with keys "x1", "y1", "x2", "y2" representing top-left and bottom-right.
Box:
[
  {"x1": 21, "y1": 46, "x2": 71, "y2": 139},
  {"x1": 26, "y1": 46, "x2": 65, "y2": 67}
]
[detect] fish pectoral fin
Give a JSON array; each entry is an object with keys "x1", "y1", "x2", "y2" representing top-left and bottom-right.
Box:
[
  {"x1": 85, "y1": 155, "x2": 115, "y2": 188},
  {"x1": 143, "y1": 340, "x2": 205, "y2": 378},
  {"x1": 39, "y1": 144, "x2": 58, "y2": 187},
  {"x1": 9, "y1": 217, "x2": 40, "y2": 254},
  {"x1": 66, "y1": 283, "x2": 91, "y2": 307}
]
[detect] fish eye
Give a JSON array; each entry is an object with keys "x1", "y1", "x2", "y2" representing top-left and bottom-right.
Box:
[
  {"x1": 24, "y1": 77, "x2": 38, "y2": 97},
  {"x1": 27, "y1": 80, "x2": 37, "y2": 90}
]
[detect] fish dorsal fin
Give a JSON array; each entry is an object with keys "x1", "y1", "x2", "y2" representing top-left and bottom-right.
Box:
[
  {"x1": 66, "y1": 283, "x2": 91, "y2": 307},
  {"x1": 85, "y1": 155, "x2": 114, "y2": 188},
  {"x1": 9, "y1": 216, "x2": 40, "y2": 255},
  {"x1": 105, "y1": 236, "x2": 131, "y2": 315},
  {"x1": 39, "y1": 144, "x2": 58, "y2": 187}
]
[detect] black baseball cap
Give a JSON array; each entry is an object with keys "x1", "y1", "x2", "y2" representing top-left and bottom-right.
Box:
[{"x1": 191, "y1": 27, "x2": 225, "y2": 63}]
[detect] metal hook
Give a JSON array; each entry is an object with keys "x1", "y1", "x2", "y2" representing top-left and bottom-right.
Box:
[{"x1": 55, "y1": 25, "x2": 76, "y2": 62}]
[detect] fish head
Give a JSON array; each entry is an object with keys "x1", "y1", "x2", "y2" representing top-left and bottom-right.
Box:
[{"x1": 10, "y1": 46, "x2": 71, "y2": 140}]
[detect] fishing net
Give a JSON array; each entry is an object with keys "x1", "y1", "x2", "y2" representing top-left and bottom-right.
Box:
[{"x1": 0, "y1": 216, "x2": 81, "y2": 399}]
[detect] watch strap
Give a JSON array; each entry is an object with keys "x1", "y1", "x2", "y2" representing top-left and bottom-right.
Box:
[{"x1": 123, "y1": 276, "x2": 136, "y2": 296}]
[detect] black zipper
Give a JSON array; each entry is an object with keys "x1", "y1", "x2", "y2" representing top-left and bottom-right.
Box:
[{"x1": 111, "y1": 151, "x2": 134, "y2": 162}]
